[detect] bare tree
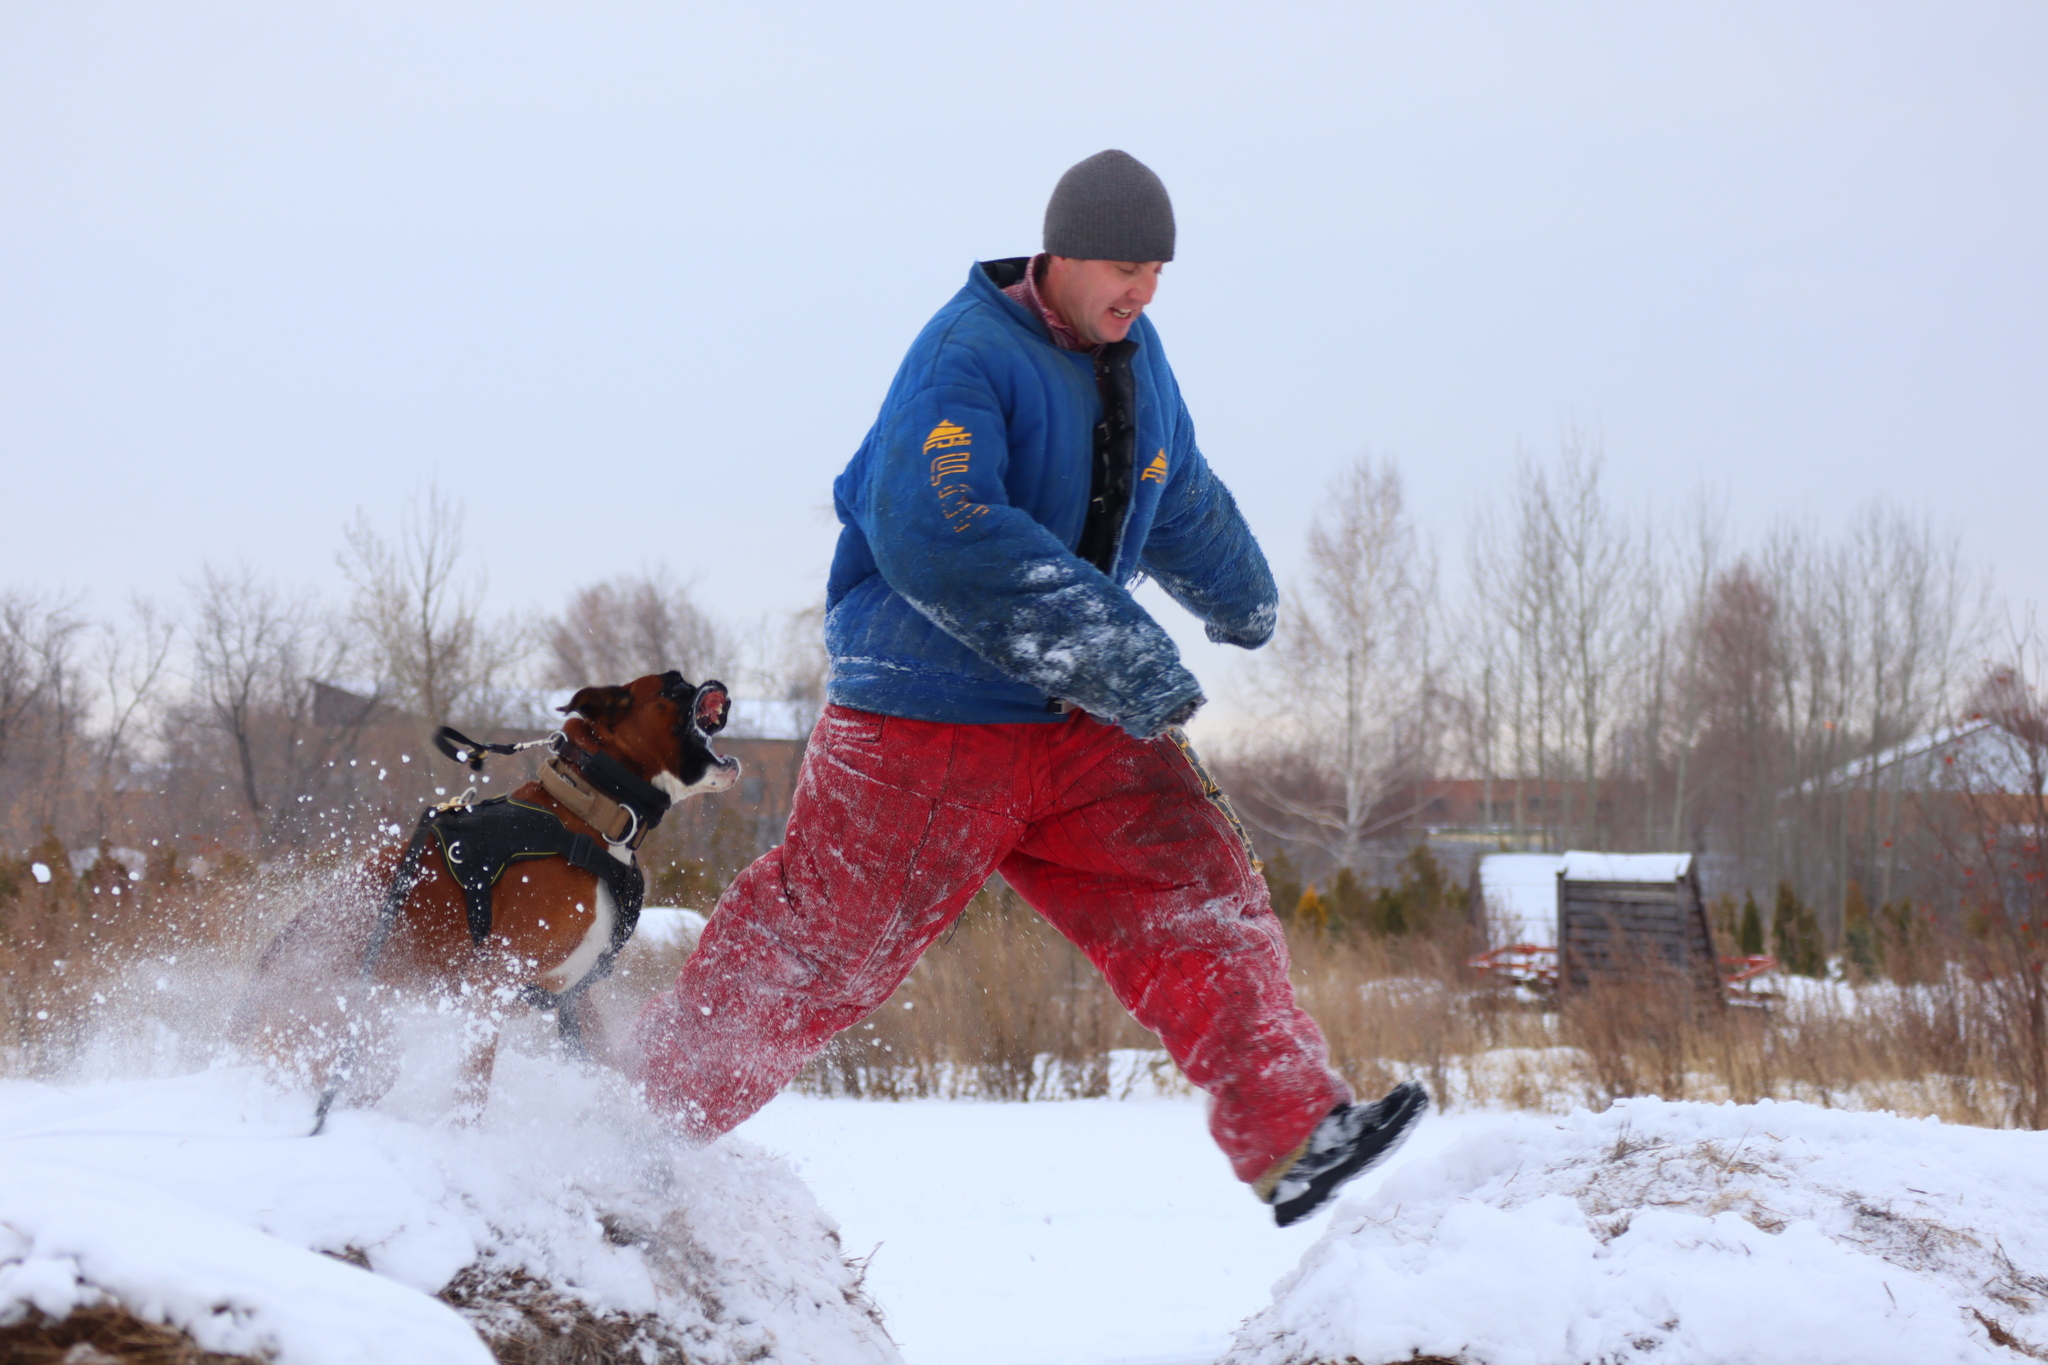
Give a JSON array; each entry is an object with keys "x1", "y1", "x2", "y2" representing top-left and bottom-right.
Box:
[
  {"x1": 187, "y1": 565, "x2": 362, "y2": 850},
  {"x1": 737, "y1": 602, "x2": 829, "y2": 738},
  {"x1": 341, "y1": 488, "x2": 528, "y2": 730},
  {"x1": 1538, "y1": 437, "x2": 1645, "y2": 848},
  {"x1": 1469, "y1": 454, "x2": 1563, "y2": 849},
  {"x1": 0, "y1": 592, "x2": 87, "y2": 844},
  {"x1": 1657, "y1": 494, "x2": 1728, "y2": 849},
  {"x1": 544, "y1": 571, "x2": 729, "y2": 689},
  {"x1": 88, "y1": 597, "x2": 176, "y2": 833},
  {"x1": 0, "y1": 592, "x2": 83, "y2": 770},
  {"x1": 1248, "y1": 456, "x2": 1436, "y2": 869},
  {"x1": 1843, "y1": 505, "x2": 1988, "y2": 907}
]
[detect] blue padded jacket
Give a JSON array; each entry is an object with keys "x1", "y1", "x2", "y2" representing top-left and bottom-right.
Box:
[{"x1": 823, "y1": 259, "x2": 1277, "y2": 734}]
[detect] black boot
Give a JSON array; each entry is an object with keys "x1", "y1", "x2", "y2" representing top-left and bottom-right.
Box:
[{"x1": 1267, "y1": 1081, "x2": 1429, "y2": 1228}]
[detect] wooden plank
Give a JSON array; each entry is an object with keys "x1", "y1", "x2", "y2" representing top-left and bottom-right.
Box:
[
  {"x1": 1566, "y1": 887, "x2": 1681, "y2": 905},
  {"x1": 1565, "y1": 906, "x2": 1683, "y2": 925},
  {"x1": 1568, "y1": 925, "x2": 1684, "y2": 939}
]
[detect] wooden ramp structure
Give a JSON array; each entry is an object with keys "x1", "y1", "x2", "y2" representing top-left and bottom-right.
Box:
[{"x1": 1555, "y1": 852, "x2": 1724, "y2": 1002}]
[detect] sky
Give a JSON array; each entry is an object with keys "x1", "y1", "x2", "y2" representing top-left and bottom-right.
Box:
[{"x1": 3, "y1": 1, "x2": 2044, "y2": 713}]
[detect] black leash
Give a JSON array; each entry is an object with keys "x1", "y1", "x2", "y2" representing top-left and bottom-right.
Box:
[{"x1": 433, "y1": 724, "x2": 544, "y2": 771}]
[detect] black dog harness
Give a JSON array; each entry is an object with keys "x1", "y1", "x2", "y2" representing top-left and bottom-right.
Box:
[{"x1": 428, "y1": 795, "x2": 645, "y2": 983}]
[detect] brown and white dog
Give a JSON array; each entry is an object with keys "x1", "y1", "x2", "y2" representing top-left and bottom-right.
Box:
[{"x1": 240, "y1": 671, "x2": 738, "y2": 1122}]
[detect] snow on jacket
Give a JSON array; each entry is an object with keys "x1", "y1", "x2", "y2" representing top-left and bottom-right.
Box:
[{"x1": 824, "y1": 258, "x2": 1277, "y2": 734}]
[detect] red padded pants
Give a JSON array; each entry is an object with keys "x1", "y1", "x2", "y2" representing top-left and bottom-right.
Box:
[{"x1": 630, "y1": 705, "x2": 1350, "y2": 1183}]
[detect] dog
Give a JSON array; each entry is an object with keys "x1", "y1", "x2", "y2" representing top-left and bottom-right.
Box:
[{"x1": 239, "y1": 670, "x2": 738, "y2": 1123}]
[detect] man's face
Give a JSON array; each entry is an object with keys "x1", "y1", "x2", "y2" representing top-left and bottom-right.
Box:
[{"x1": 1043, "y1": 257, "x2": 1164, "y2": 346}]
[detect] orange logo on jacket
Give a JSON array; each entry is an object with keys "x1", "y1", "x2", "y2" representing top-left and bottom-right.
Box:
[
  {"x1": 925, "y1": 419, "x2": 988, "y2": 532},
  {"x1": 1140, "y1": 449, "x2": 1169, "y2": 484},
  {"x1": 924, "y1": 420, "x2": 972, "y2": 454},
  {"x1": 926, "y1": 420, "x2": 973, "y2": 481}
]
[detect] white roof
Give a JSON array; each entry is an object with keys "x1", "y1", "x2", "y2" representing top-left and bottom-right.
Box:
[
  {"x1": 1477, "y1": 853, "x2": 1562, "y2": 947},
  {"x1": 1559, "y1": 851, "x2": 1692, "y2": 884},
  {"x1": 1803, "y1": 720, "x2": 2046, "y2": 797}
]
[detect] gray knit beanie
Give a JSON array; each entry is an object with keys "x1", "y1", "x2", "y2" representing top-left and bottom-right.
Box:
[{"x1": 1043, "y1": 150, "x2": 1176, "y2": 262}]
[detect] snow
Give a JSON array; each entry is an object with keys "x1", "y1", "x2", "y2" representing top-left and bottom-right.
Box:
[
  {"x1": 735, "y1": 1092, "x2": 1337, "y2": 1365},
  {"x1": 1477, "y1": 853, "x2": 1561, "y2": 947},
  {"x1": 1559, "y1": 850, "x2": 1693, "y2": 884},
  {"x1": 10, "y1": 987, "x2": 2048, "y2": 1365},
  {"x1": 1803, "y1": 719, "x2": 2045, "y2": 797},
  {"x1": 635, "y1": 904, "x2": 708, "y2": 947},
  {"x1": 0, "y1": 1045, "x2": 900, "y2": 1364},
  {"x1": 1224, "y1": 1097, "x2": 2048, "y2": 1365}
]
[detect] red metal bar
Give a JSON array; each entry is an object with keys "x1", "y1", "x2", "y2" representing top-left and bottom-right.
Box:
[{"x1": 1719, "y1": 954, "x2": 1780, "y2": 987}]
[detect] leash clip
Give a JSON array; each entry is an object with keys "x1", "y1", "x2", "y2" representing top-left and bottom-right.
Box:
[{"x1": 434, "y1": 784, "x2": 479, "y2": 814}]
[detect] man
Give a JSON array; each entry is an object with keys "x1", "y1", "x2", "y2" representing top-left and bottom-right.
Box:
[{"x1": 633, "y1": 150, "x2": 1425, "y2": 1227}]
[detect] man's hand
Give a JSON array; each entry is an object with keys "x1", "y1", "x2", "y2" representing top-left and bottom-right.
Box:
[
  {"x1": 1160, "y1": 693, "x2": 1205, "y2": 732},
  {"x1": 1122, "y1": 687, "x2": 1204, "y2": 740}
]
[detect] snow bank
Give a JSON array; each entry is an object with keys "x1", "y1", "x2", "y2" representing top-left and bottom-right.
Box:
[
  {"x1": 1226, "y1": 1098, "x2": 2048, "y2": 1365},
  {"x1": 0, "y1": 1044, "x2": 900, "y2": 1364}
]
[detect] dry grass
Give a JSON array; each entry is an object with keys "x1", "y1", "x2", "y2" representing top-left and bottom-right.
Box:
[
  {"x1": 0, "y1": 1263, "x2": 726, "y2": 1365},
  {"x1": 0, "y1": 1303, "x2": 264, "y2": 1365},
  {"x1": 6, "y1": 857, "x2": 2047, "y2": 1132},
  {"x1": 786, "y1": 881, "x2": 1161, "y2": 1102},
  {"x1": 438, "y1": 1261, "x2": 698, "y2": 1365},
  {"x1": 602, "y1": 877, "x2": 2048, "y2": 1130}
]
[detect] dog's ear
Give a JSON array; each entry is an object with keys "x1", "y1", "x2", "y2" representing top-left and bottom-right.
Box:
[{"x1": 560, "y1": 684, "x2": 634, "y2": 725}]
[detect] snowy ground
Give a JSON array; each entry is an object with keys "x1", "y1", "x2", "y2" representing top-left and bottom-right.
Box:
[
  {"x1": 741, "y1": 1093, "x2": 2048, "y2": 1365},
  {"x1": 734, "y1": 1092, "x2": 1372, "y2": 1365},
  {"x1": 10, "y1": 1038, "x2": 2048, "y2": 1364},
  {"x1": 0, "y1": 1037, "x2": 899, "y2": 1365},
  {"x1": 1226, "y1": 1097, "x2": 2048, "y2": 1365}
]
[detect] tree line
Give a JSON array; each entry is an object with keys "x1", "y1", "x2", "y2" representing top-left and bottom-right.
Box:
[
  {"x1": 0, "y1": 489, "x2": 823, "y2": 866},
  {"x1": 5, "y1": 449, "x2": 2044, "y2": 963},
  {"x1": 1218, "y1": 434, "x2": 2046, "y2": 955}
]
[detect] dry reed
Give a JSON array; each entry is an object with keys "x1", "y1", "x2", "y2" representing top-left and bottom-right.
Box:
[
  {"x1": 7, "y1": 859, "x2": 2047, "y2": 1133},
  {"x1": 0, "y1": 1303, "x2": 262, "y2": 1365},
  {"x1": 596, "y1": 877, "x2": 2048, "y2": 1130}
]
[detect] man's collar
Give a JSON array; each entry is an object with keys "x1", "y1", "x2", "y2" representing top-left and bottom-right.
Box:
[{"x1": 987, "y1": 254, "x2": 1095, "y2": 354}]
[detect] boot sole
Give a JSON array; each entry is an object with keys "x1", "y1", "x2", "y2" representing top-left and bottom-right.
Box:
[{"x1": 1272, "y1": 1082, "x2": 1429, "y2": 1228}]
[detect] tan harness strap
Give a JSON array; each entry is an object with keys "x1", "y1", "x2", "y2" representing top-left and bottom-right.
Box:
[{"x1": 537, "y1": 755, "x2": 643, "y2": 847}]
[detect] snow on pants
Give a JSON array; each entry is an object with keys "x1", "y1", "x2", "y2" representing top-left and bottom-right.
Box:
[{"x1": 631, "y1": 704, "x2": 1352, "y2": 1184}]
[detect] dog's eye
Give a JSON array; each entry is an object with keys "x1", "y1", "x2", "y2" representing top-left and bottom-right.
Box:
[{"x1": 694, "y1": 683, "x2": 729, "y2": 735}]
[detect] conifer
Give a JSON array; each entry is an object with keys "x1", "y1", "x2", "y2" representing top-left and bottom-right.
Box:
[
  {"x1": 1773, "y1": 880, "x2": 1824, "y2": 977},
  {"x1": 1842, "y1": 881, "x2": 1876, "y2": 980},
  {"x1": 1328, "y1": 867, "x2": 1369, "y2": 934},
  {"x1": 1738, "y1": 890, "x2": 1765, "y2": 957},
  {"x1": 1263, "y1": 846, "x2": 1303, "y2": 923}
]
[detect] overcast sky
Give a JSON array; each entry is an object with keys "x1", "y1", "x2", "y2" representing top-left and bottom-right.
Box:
[{"x1": 3, "y1": 1, "x2": 2043, "y2": 711}]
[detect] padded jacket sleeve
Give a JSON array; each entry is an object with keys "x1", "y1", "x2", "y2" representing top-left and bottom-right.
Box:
[
  {"x1": 855, "y1": 358, "x2": 1205, "y2": 738},
  {"x1": 1140, "y1": 394, "x2": 1279, "y2": 649}
]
